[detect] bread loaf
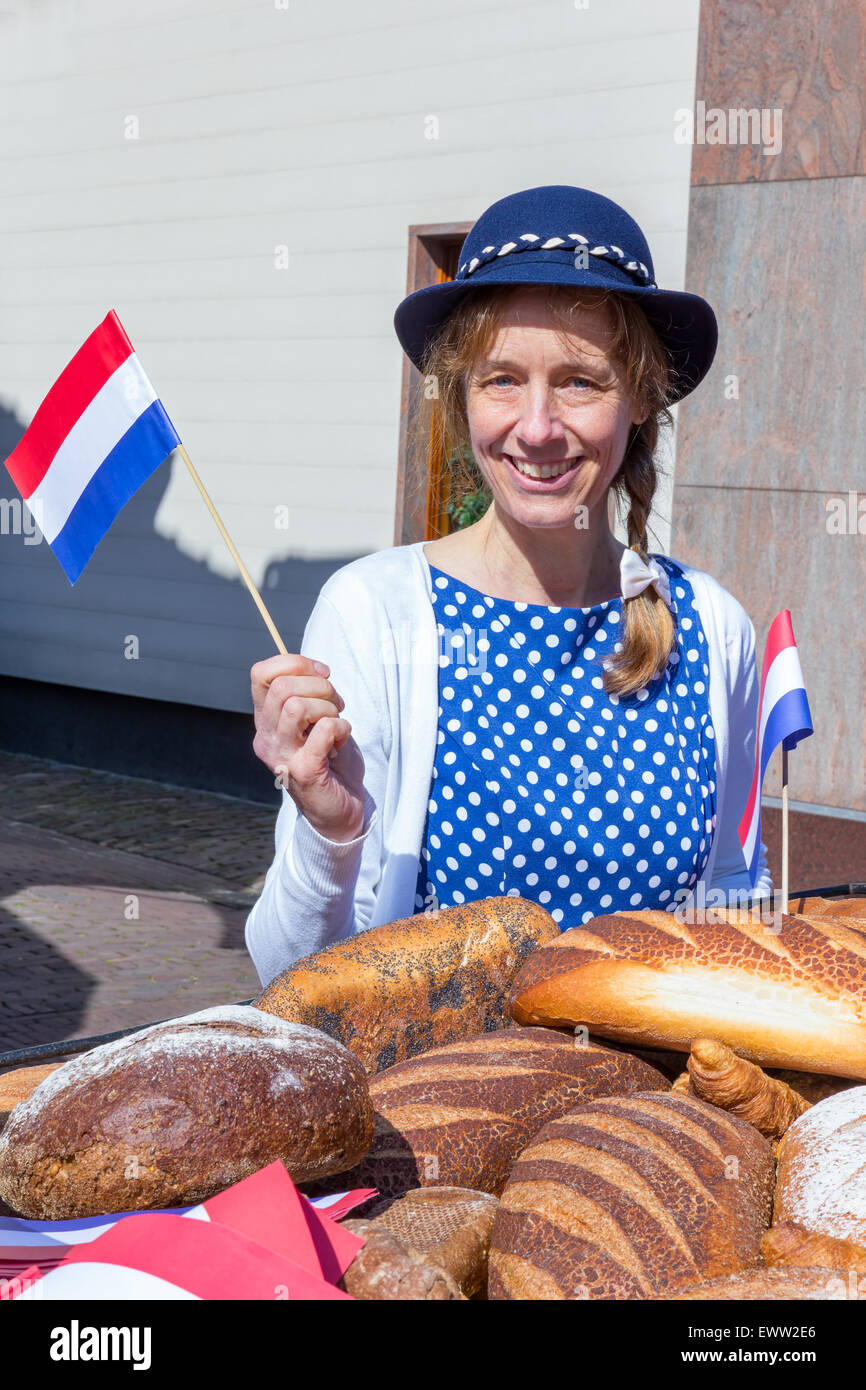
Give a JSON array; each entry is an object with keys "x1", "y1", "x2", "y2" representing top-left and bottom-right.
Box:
[
  {"x1": 338, "y1": 1222, "x2": 464, "y2": 1300},
  {"x1": 662, "y1": 1266, "x2": 863, "y2": 1299},
  {"x1": 488, "y1": 1092, "x2": 774, "y2": 1300},
  {"x1": 0, "y1": 1064, "x2": 63, "y2": 1129},
  {"x1": 0, "y1": 1005, "x2": 374, "y2": 1220},
  {"x1": 255, "y1": 896, "x2": 559, "y2": 1074},
  {"x1": 305, "y1": 1027, "x2": 668, "y2": 1201},
  {"x1": 364, "y1": 1187, "x2": 499, "y2": 1297},
  {"x1": 773, "y1": 1086, "x2": 866, "y2": 1244},
  {"x1": 509, "y1": 909, "x2": 866, "y2": 1078},
  {"x1": 761, "y1": 1221, "x2": 866, "y2": 1272}
]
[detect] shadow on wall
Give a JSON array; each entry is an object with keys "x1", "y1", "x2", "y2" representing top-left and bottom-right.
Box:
[{"x1": 0, "y1": 400, "x2": 367, "y2": 713}]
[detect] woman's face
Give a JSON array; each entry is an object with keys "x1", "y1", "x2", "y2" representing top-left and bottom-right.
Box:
[{"x1": 464, "y1": 288, "x2": 646, "y2": 530}]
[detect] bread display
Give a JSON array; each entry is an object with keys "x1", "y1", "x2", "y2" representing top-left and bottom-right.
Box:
[
  {"x1": 508, "y1": 908, "x2": 866, "y2": 1078},
  {"x1": 671, "y1": 1038, "x2": 810, "y2": 1140},
  {"x1": 662, "y1": 1266, "x2": 863, "y2": 1299},
  {"x1": 773, "y1": 1086, "x2": 866, "y2": 1244},
  {"x1": 0, "y1": 1005, "x2": 374, "y2": 1220},
  {"x1": 761, "y1": 1221, "x2": 866, "y2": 1272},
  {"x1": 340, "y1": 1187, "x2": 498, "y2": 1299},
  {"x1": 255, "y1": 896, "x2": 559, "y2": 1074},
  {"x1": 0, "y1": 1063, "x2": 64, "y2": 1129},
  {"x1": 488, "y1": 1092, "x2": 774, "y2": 1300},
  {"x1": 306, "y1": 1027, "x2": 668, "y2": 1201}
]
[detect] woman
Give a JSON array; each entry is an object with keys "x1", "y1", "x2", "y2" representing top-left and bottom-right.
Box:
[{"x1": 245, "y1": 184, "x2": 771, "y2": 986}]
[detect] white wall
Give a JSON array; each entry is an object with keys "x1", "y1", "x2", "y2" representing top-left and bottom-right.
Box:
[{"x1": 0, "y1": 0, "x2": 700, "y2": 711}]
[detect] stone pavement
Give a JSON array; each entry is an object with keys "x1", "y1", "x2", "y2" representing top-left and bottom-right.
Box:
[
  {"x1": 0, "y1": 751, "x2": 279, "y2": 1057},
  {"x1": 1, "y1": 748, "x2": 864, "y2": 1063}
]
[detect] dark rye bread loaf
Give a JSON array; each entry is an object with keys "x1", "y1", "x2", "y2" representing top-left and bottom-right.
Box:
[
  {"x1": 255, "y1": 896, "x2": 559, "y2": 1074},
  {"x1": 304, "y1": 1027, "x2": 668, "y2": 1202},
  {"x1": 509, "y1": 908, "x2": 866, "y2": 1078},
  {"x1": 0, "y1": 1005, "x2": 374, "y2": 1220},
  {"x1": 488, "y1": 1092, "x2": 774, "y2": 1300}
]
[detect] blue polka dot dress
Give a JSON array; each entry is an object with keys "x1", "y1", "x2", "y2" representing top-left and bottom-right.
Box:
[{"x1": 413, "y1": 555, "x2": 717, "y2": 929}]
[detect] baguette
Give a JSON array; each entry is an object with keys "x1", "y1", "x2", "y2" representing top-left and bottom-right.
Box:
[
  {"x1": 488, "y1": 1092, "x2": 774, "y2": 1300},
  {"x1": 509, "y1": 909, "x2": 866, "y2": 1078},
  {"x1": 256, "y1": 896, "x2": 559, "y2": 1074}
]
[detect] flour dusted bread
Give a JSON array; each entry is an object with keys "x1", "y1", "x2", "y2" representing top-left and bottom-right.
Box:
[
  {"x1": 488, "y1": 1092, "x2": 774, "y2": 1300},
  {"x1": 773, "y1": 1086, "x2": 866, "y2": 1244},
  {"x1": 509, "y1": 908, "x2": 866, "y2": 1078},
  {"x1": 0, "y1": 1005, "x2": 374, "y2": 1220},
  {"x1": 255, "y1": 896, "x2": 559, "y2": 1074},
  {"x1": 306, "y1": 1027, "x2": 668, "y2": 1201}
]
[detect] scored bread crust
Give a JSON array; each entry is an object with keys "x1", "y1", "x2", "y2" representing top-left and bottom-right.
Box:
[
  {"x1": 255, "y1": 896, "x2": 559, "y2": 1074},
  {"x1": 508, "y1": 910, "x2": 866, "y2": 1078}
]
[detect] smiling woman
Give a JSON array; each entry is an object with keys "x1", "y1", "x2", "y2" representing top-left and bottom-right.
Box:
[{"x1": 244, "y1": 184, "x2": 772, "y2": 983}]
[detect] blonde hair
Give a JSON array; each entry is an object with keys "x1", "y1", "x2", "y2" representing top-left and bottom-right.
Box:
[{"x1": 412, "y1": 283, "x2": 680, "y2": 697}]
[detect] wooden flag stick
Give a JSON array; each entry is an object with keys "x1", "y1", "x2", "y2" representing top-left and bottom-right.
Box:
[
  {"x1": 177, "y1": 443, "x2": 288, "y2": 656},
  {"x1": 781, "y1": 744, "x2": 789, "y2": 914}
]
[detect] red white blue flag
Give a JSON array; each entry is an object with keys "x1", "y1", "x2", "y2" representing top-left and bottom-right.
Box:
[
  {"x1": 3, "y1": 310, "x2": 179, "y2": 584},
  {"x1": 738, "y1": 609, "x2": 813, "y2": 886}
]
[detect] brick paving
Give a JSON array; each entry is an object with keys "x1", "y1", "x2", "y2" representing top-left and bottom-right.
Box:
[
  {"x1": 0, "y1": 749, "x2": 863, "y2": 1063},
  {"x1": 0, "y1": 752, "x2": 278, "y2": 1057}
]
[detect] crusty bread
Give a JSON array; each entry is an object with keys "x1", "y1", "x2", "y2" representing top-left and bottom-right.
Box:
[
  {"x1": 773, "y1": 1086, "x2": 866, "y2": 1244},
  {"x1": 662, "y1": 1266, "x2": 864, "y2": 1299},
  {"x1": 0, "y1": 1064, "x2": 63, "y2": 1129},
  {"x1": 0, "y1": 1005, "x2": 374, "y2": 1220},
  {"x1": 255, "y1": 896, "x2": 559, "y2": 1074},
  {"x1": 364, "y1": 1187, "x2": 499, "y2": 1297},
  {"x1": 509, "y1": 909, "x2": 866, "y2": 1078},
  {"x1": 761, "y1": 1221, "x2": 866, "y2": 1272},
  {"x1": 488, "y1": 1092, "x2": 774, "y2": 1300},
  {"x1": 339, "y1": 1222, "x2": 464, "y2": 1300},
  {"x1": 305, "y1": 1027, "x2": 668, "y2": 1201}
]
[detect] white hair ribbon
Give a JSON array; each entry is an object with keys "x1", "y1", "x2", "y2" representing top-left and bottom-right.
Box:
[{"x1": 619, "y1": 548, "x2": 671, "y2": 608}]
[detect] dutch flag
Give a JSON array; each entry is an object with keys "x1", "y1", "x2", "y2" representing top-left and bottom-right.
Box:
[
  {"x1": 738, "y1": 609, "x2": 813, "y2": 887},
  {"x1": 3, "y1": 310, "x2": 180, "y2": 584}
]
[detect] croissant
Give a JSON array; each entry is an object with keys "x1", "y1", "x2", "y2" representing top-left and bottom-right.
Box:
[
  {"x1": 762, "y1": 1221, "x2": 866, "y2": 1272},
  {"x1": 678, "y1": 1037, "x2": 810, "y2": 1140}
]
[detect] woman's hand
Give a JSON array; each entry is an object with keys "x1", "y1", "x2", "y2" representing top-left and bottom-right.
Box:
[{"x1": 250, "y1": 654, "x2": 368, "y2": 843}]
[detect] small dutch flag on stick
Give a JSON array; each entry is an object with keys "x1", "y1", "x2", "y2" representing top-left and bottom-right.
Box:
[
  {"x1": 738, "y1": 610, "x2": 814, "y2": 913},
  {"x1": 3, "y1": 310, "x2": 288, "y2": 653}
]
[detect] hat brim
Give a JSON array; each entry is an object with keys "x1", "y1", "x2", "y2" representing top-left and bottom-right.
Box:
[{"x1": 393, "y1": 263, "x2": 717, "y2": 403}]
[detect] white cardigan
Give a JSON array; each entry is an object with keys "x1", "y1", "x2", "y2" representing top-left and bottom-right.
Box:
[{"x1": 245, "y1": 540, "x2": 772, "y2": 985}]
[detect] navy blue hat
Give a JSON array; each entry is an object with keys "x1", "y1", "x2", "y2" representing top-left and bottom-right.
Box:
[{"x1": 393, "y1": 184, "x2": 717, "y2": 402}]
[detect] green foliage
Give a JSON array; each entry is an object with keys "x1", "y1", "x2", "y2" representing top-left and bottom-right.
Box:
[{"x1": 442, "y1": 443, "x2": 492, "y2": 530}]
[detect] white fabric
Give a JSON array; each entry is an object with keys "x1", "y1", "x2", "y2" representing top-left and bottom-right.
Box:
[
  {"x1": 619, "y1": 547, "x2": 671, "y2": 607},
  {"x1": 27, "y1": 354, "x2": 157, "y2": 540},
  {"x1": 245, "y1": 541, "x2": 773, "y2": 986}
]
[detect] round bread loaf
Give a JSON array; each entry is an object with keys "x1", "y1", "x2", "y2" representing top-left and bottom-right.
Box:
[
  {"x1": 339, "y1": 1221, "x2": 464, "y2": 1300},
  {"x1": 662, "y1": 1266, "x2": 863, "y2": 1299},
  {"x1": 0, "y1": 1005, "x2": 374, "y2": 1220},
  {"x1": 364, "y1": 1187, "x2": 499, "y2": 1297},
  {"x1": 305, "y1": 1026, "x2": 668, "y2": 1202},
  {"x1": 255, "y1": 895, "x2": 559, "y2": 1074},
  {"x1": 773, "y1": 1085, "x2": 866, "y2": 1244},
  {"x1": 488, "y1": 1092, "x2": 774, "y2": 1300}
]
